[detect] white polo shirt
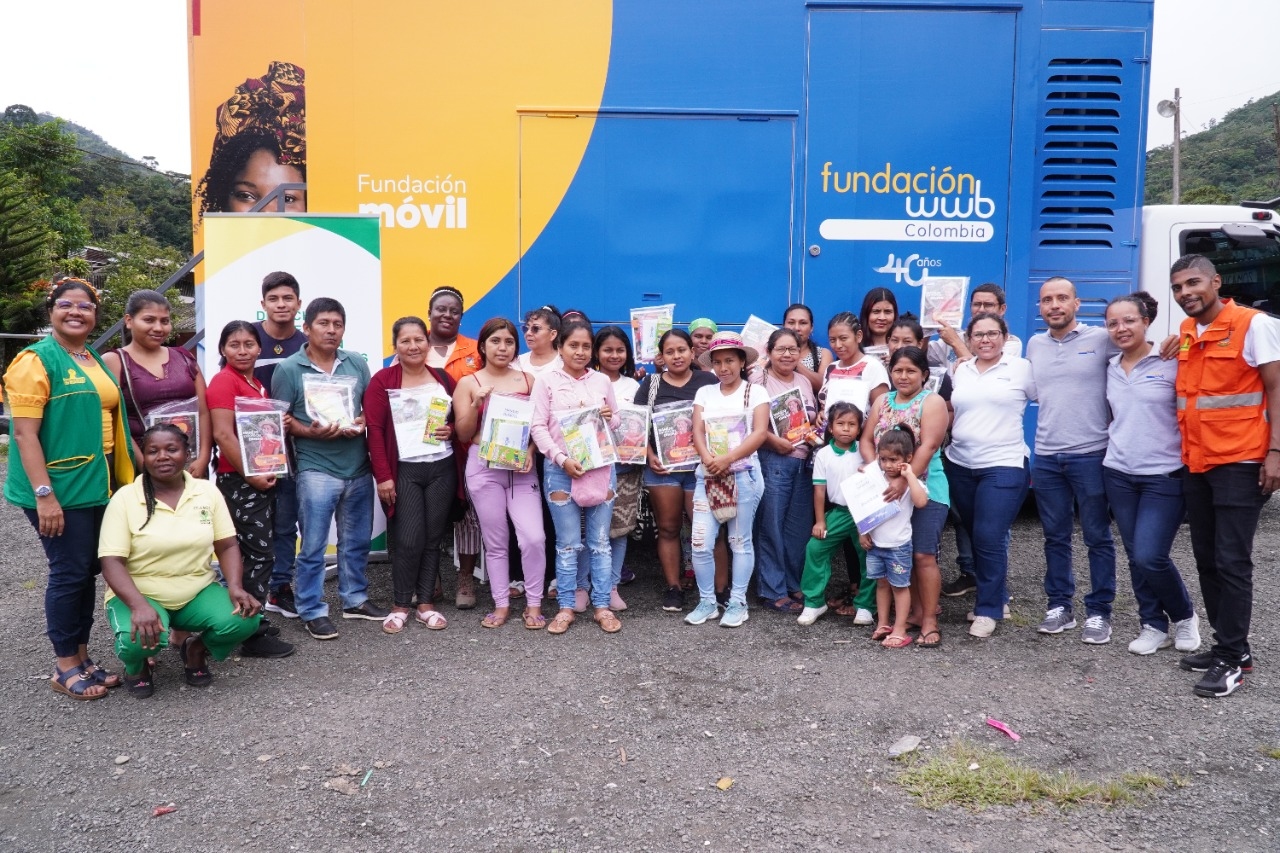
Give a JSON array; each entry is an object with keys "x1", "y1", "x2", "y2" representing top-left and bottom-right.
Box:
[{"x1": 945, "y1": 354, "x2": 1036, "y2": 469}]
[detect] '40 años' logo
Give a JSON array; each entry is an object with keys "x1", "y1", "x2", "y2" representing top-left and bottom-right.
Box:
[{"x1": 873, "y1": 253, "x2": 941, "y2": 287}]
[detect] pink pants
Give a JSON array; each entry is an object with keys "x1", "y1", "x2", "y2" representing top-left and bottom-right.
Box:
[{"x1": 465, "y1": 445, "x2": 547, "y2": 608}]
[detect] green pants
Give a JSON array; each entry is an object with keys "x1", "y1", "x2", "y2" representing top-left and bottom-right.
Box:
[
  {"x1": 106, "y1": 582, "x2": 261, "y2": 675},
  {"x1": 800, "y1": 505, "x2": 874, "y2": 610}
]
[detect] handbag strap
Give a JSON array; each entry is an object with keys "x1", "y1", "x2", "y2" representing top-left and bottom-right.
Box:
[
  {"x1": 117, "y1": 348, "x2": 144, "y2": 427},
  {"x1": 646, "y1": 372, "x2": 662, "y2": 408}
]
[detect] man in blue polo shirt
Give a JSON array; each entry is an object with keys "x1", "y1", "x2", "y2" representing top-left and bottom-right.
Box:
[
  {"x1": 1026, "y1": 277, "x2": 1119, "y2": 644},
  {"x1": 272, "y1": 297, "x2": 388, "y2": 640}
]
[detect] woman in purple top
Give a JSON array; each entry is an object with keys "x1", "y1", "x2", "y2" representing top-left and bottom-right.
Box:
[
  {"x1": 1101, "y1": 291, "x2": 1200, "y2": 657},
  {"x1": 103, "y1": 290, "x2": 213, "y2": 478}
]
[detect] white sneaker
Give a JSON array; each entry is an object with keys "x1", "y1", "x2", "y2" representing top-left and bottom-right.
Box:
[
  {"x1": 969, "y1": 616, "x2": 997, "y2": 638},
  {"x1": 1128, "y1": 624, "x2": 1172, "y2": 656},
  {"x1": 1172, "y1": 613, "x2": 1201, "y2": 652},
  {"x1": 966, "y1": 604, "x2": 1011, "y2": 621},
  {"x1": 853, "y1": 607, "x2": 875, "y2": 626},
  {"x1": 797, "y1": 605, "x2": 828, "y2": 626}
]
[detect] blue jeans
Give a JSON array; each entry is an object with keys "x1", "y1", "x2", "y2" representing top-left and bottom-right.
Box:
[
  {"x1": 544, "y1": 461, "x2": 615, "y2": 610},
  {"x1": 294, "y1": 470, "x2": 374, "y2": 621},
  {"x1": 575, "y1": 534, "x2": 628, "y2": 592},
  {"x1": 946, "y1": 460, "x2": 1029, "y2": 620},
  {"x1": 270, "y1": 474, "x2": 299, "y2": 591},
  {"x1": 24, "y1": 506, "x2": 106, "y2": 658},
  {"x1": 692, "y1": 464, "x2": 764, "y2": 607},
  {"x1": 1102, "y1": 467, "x2": 1194, "y2": 633},
  {"x1": 1032, "y1": 451, "x2": 1116, "y2": 618},
  {"x1": 866, "y1": 542, "x2": 913, "y2": 588},
  {"x1": 754, "y1": 451, "x2": 814, "y2": 601}
]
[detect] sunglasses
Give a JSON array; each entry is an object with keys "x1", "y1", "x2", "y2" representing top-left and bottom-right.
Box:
[{"x1": 523, "y1": 324, "x2": 545, "y2": 334}]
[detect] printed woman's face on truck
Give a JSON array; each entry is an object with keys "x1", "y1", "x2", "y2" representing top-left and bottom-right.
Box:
[{"x1": 228, "y1": 149, "x2": 307, "y2": 212}]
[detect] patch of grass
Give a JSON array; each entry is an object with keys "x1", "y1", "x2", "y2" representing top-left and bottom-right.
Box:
[
  {"x1": 1260, "y1": 746, "x2": 1280, "y2": 760},
  {"x1": 896, "y1": 741, "x2": 1171, "y2": 811}
]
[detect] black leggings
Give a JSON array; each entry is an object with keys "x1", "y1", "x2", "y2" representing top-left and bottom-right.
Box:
[
  {"x1": 392, "y1": 456, "x2": 458, "y2": 608},
  {"x1": 216, "y1": 473, "x2": 276, "y2": 604}
]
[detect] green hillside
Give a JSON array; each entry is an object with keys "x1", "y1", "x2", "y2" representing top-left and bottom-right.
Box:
[{"x1": 1146, "y1": 91, "x2": 1280, "y2": 205}]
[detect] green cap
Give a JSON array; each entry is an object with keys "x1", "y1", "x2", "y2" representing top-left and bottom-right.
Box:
[{"x1": 688, "y1": 318, "x2": 718, "y2": 334}]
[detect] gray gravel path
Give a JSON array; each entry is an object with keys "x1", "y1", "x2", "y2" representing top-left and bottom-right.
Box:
[{"x1": 1, "y1": 458, "x2": 1278, "y2": 852}]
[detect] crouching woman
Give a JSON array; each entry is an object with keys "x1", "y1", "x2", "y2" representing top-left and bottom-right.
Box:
[{"x1": 98, "y1": 424, "x2": 262, "y2": 697}]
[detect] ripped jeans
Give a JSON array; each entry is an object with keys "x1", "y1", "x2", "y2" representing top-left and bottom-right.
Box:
[
  {"x1": 691, "y1": 464, "x2": 764, "y2": 607},
  {"x1": 543, "y1": 461, "x2": 616, "y2": 611}
]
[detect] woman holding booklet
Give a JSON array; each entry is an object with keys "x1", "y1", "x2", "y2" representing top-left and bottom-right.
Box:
[
  {"x1": 751, "y1": 328, "x2": 819, "y2": 614},
  {"x1": 530, "y1": 318, "x2": 622, "y2": 635},
  {"x1": 860, "y1": 345, "x2": 949, "y2": 648},
  {"x1": 687, "y1": 332, "x2": 770, "y2": 629},
  {"x1": 633, "y1": 329, "x2": 719, "y2": 614},
  {"x1": 452, "y1": 318, "x2": 547, "y2": 629},
  {"x1": 364, "y1": 317, "x2": 460, "y2": 634},
  {"x1": 207, "y1": 320, "x2": 295, "y2": 659}
]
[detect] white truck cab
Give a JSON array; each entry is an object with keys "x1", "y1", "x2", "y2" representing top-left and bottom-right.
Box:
[{"x1": 1140, "y1": 202, "x2": 1280, "y2": 338}]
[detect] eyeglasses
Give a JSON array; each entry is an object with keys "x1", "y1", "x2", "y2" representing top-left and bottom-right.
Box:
[
  {"x1": 771, "y1": 346, "x2": 800, "y2": 355},
  {"x1": 970, "y1": 302, "x2": 1000, "y2": 313},
  {"x1": 54, "y1": 300, "x2": 96, "y2": 312},
  {"x1": 523, "y1": 324, "x2": 545, "y2": 334},
  {"x1": 970, "y1": 330, "x2": 1004, "y2": 340},
  {"x1": 1105, "y1": 316, "x2": 1144, "y2": 328}
]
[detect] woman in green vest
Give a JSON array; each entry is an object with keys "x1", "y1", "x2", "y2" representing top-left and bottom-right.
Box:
[{"x1": 4, "y1": 278, "x2": 134, "y2": 700}]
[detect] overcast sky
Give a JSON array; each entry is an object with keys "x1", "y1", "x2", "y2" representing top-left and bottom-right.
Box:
[{"x1": 1, "y1": 0, "x2": 1277, "y2": 174}]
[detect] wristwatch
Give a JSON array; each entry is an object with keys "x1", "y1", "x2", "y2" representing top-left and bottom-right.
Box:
[{"x1": 34, "y1": 485, "x2": 53, "y2": 498}]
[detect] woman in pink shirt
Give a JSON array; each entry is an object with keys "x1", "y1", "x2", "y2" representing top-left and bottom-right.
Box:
[{"x1": 529, "y1": 319, "x2": 620, "y2": 635}]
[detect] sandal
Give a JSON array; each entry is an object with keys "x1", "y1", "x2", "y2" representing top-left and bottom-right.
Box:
[
  {"x1": 123, "y1": 663, "x2": 154, "y2": 698},
  {"x1": 594, "y1": 609, "x2": 622, "y2": 634},
  {"x1": 481, "y1": 609, "x2": 509, "y2": 629},
  {"x1": 181, "y1": 637, "x2": 212, "y2": 688},
  {"x1": 546, "y1": 610, "x2": 575, "y2": 635},
  {"x1": 416, "y1": 609, "x2": 447, "y2": 630},
  {"x1": 763, "y1": 597, "x2": 804, "y2": 614},
  {"x1": 788, "y1": 591, "x2": 805, "y2": 604},
  {"x1": 881, "y1": 634, "x2": 913, "y2": 649},
  {"x1": 82, "y1": 657, "x2": 122, "y2": 689},
  {"x1": 50, "y1": 663, "x2": 107, "y2": 701},
  {"x1": 456, "y1": 574, "x2": 477, "y2": 610},
  {"x1": 870, "y1": 625, "x2": 893, "y2": 642},
  {"x1": 916, "y1": 629, "x2": 943, "y2": 649},
  {"x1": 834, "y1": 603, "x2": 859, "y2": 617},
  {"x1": 522, "y1": 610, "x2": 546, "y2": 630},
  {"x1": 382, "y1": 610, "x2": 409, "y2": 634},
  {"x1": 509, "y1": 581, "x2": 526, "y2": 599}
]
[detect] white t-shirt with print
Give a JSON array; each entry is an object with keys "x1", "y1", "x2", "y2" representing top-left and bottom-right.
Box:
[
  {"x1": 693, "y1": 381, "x2": 769, "y2": 467},
  {"x1": 811, "y1": 443, "x2": 865, "y2": 508}
]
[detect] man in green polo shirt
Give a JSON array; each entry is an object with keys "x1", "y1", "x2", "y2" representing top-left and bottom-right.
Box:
[{"x1": 271, "y1": 297, "x2": 388, "y2": 640}]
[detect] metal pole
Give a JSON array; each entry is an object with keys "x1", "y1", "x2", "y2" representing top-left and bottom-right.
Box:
[
  {"x1": 1172, "y1": 88, "x2": 1181, "y2": 205},
  {"x1": 1272, "y1": 102, "x2": 1280, "y2": 189}
]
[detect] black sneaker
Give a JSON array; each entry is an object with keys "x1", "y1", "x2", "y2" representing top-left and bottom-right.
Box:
[
  {"x1": 661, "y1": 586, "x2": 685, "y2": 612},
  {"x1": 305, "y1": 616, "x2": 339, "y2": 640},
  {"x1": 240, "y1": 633, "x2": 296, "y2": 658},
  {"x1": 1180, "y1": 650, "x2": 1253, "y2": 673},
  {"x1": 941, "y1": 574, "x2": 977, "y2": 597},
  {"x1": 266, "y1": 585, "x2": 299, "y2": 619},
  {"x1": 1193, "y1": 660, "x2": 1244, "y2": 698},
  {"x1": 342, "y1": 600, "x2": 390, "y2": 621}
]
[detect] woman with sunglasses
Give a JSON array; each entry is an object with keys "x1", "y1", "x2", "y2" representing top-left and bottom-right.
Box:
[
  {"x1": 4, "y1": 279, "x2": 135, "y2": 700},
  {"x1": 518, "y1": 305, "x2": 563, "y2": 379}
]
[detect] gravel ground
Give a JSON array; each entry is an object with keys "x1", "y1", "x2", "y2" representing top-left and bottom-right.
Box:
[{"x1": 1, "y1": 457, "x2": 1278, "y2": 853}]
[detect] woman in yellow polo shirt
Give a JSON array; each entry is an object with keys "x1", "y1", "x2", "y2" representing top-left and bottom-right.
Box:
[
  {"x1": 4, "y1": 278, "x2": 134, "y2": 701},
  {"x1": 98, "y1": 424, "x2": 261, "y2": 698}
]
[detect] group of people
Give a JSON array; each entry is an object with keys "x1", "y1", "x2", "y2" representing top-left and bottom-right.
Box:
[{"x1": 5, "y1": 254, "x2": 1277, "y2": 702}]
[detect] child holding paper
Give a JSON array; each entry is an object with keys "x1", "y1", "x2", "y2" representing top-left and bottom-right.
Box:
[
  {"x1": 862, "y1": 426, "x2": 929, "y2": 648},
  {"x1": 797, "y1": 402, "x2": 866, "y2": 627}
]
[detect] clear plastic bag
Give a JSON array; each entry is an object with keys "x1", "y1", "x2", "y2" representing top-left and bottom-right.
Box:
[
  {"x1": 144, "y1": 397, "x2": 200, "y2": 461},
  {"x1": 234, "y1": 397, "x2": 291, "y2": 477}
]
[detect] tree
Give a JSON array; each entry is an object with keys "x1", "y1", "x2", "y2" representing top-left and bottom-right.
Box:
[
  {"x1": 1181, "y1": 185, "x2": 1232, "y2": 205},
  {"x1": 95, "y1": 229, "x2": 185, "y2": 335},
  {"x1": 0, "y1": 169, "x2": 56, "y2": 334}
]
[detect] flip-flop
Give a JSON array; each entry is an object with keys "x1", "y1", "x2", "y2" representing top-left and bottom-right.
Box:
[
  {"x1": 870, "y1": 625, "x2": 893, "y2": 642},
  {"x1": 522, "y1": 611, "x2": 546, "y2": 630},
  {"x1": 481, "y1": 611, "x2": 509, "y2": 629},
  {"x1": 916, "y1": 629, "x2": 943, "y2": 649},
  {"x1": 881, "y1": 634, "x2": 913, "y2": 649},
  {"x1": 762, "y1": 598, "x2": 804, "y2": 614}
]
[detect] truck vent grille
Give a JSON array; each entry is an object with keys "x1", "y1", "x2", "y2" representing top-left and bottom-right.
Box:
[{"x1": 1034, "y1": 53, "x2": 1133, "y2": 251}]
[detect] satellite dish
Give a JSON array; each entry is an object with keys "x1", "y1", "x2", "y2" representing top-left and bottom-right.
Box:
[{"x1": 1157, "y1": 99, "x2": 1177, "y2": 118}]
